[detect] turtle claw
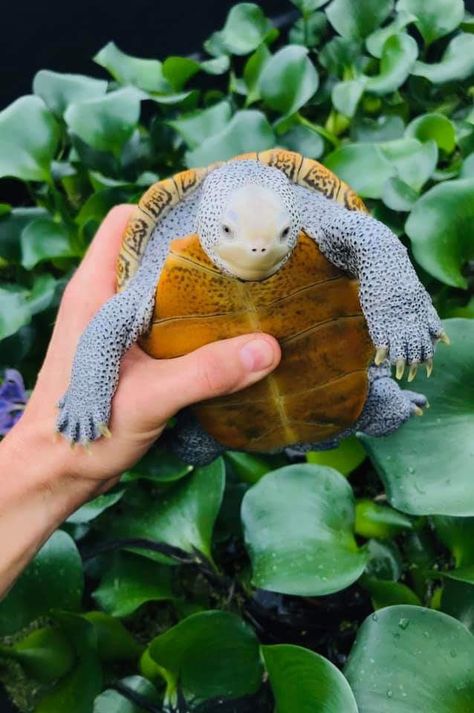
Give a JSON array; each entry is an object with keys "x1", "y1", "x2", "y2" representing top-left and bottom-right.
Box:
[
  {"x1": 439, "y1": 331, "x2": 450, "y2": 346},
  {"x1": 425, "y1": 358, "x2": 433, "y2": 378},
  {"x1": 413, "y1": 405, "x2": 424, "y2": 417},
  {"x1": 395, "y1": 358, "x2": 406, "y2": 380},
  {"x1": 375, "y1": 346, "x2": 389, "y2": 366},
  {"x1": 98, "y1": 423, "x2": 112, "y2": 439},
  {"x1": 407, "y1": 362, "x2": 418, "y2": 383}
]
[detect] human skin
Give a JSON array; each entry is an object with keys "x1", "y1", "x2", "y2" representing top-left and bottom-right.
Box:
[{"x1": 0, "y1": 205, "x2": 281, "y2": 596}]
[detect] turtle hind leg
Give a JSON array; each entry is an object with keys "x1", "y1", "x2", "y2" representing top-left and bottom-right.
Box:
[
  {"x1": 356, "y1": 364, "x2": 427, "y2": 437},
  {"x1": 171, "y1": 411, "x2": 225, "y2": 466}
]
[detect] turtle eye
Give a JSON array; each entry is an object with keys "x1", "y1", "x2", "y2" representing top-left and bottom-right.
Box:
[
  {"x1": 222, "y1": 224, "x2": 234, "y2": 238},
  {"x1": 280, "y1": 226, "x2": 290, "y2": 240}
]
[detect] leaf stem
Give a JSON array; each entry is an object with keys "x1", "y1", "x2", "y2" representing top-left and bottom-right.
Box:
[{"x1": 297, "y1": 113, "x2": 340, "y2": 148}]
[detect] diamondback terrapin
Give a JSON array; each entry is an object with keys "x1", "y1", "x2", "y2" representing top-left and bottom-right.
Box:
[{"x1": 57, "y1": 149, "x2": 446, "y2": 464}]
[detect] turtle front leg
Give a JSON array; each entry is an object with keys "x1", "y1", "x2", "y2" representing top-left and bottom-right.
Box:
[
  {"x1": 56, "y1": 288, "x2": 155, "y2": 445},
  {"x1": 295, "y1": 188, "x2": 446, "y2": 377},
  {"x1": 355, "y1": 365, "x2": 427, "y2": 437}
]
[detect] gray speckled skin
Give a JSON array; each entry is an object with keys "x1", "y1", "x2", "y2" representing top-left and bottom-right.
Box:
[{"x1": 57, "y1": 160, "x2": 442, "y2": 461}]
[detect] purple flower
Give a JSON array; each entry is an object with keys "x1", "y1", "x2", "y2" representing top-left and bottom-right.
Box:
[{"x1": 0, "y1": 369, "x2": 28, "y2": 436}]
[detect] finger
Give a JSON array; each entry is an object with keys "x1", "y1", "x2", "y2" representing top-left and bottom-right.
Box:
[{"x1": 144, "y1": 333, "x2": 281, "y2": 420}]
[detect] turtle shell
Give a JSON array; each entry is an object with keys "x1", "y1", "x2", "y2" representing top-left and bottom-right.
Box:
[{"x1": 117, "y1": 149, "x2": 374, "y2": 451}]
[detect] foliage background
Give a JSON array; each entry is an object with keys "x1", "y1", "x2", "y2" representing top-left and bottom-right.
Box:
[{"x1": 0, "y1": 0, "x2": 473, "y2": 711}]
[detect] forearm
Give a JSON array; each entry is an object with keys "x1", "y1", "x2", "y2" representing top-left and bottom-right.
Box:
[{"x1": 0, "y1": 420, "x2": 101, "y2": 597}]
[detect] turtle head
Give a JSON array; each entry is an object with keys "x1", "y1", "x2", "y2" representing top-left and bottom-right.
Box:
[{"x1": 197, "y1": 161, "x2": 301, "y2": 281}]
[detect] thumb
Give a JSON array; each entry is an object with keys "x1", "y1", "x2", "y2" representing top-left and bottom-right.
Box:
[{"x1": 156, "y1": 333, "x2": 281, "y2": 416}]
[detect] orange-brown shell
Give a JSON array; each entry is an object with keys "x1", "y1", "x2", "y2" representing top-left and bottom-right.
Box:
[
  {"x1": 118, "y1": 149, "x2": 373, "y2": 451},
  {"x1": 141, "y1": 232, "x2": 374, "y2": 451}
]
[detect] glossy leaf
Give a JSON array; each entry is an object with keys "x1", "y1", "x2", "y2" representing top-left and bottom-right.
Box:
[
  {"x1": 262, "y1": 644, "x2": 358, "y2": 712},
  {"x1": 0, "y1": 531, "x2": 83, "y2": 635},
  {"x1": 0, "y1": 627, "x2": 75, "y2": 683},
  {"x1": 21, "y1": 218, "x2": 74, "y2": 269},
  {"x1": 355, "y1": 500, "x2": 413, "y2": 539},
  {"x1": 362, "y1": 319, "x2": 474, "y2": 516},
  {"x1": 366, "y1": 10, "x2": 414, "y2": 58},
  {"x1": 0, "y1": 287, "x2": 31, "y2": 341},
  {"x1": 289, "y1": 12, "x2": 328, "y2": 48},
  {"x1": 433, "y1": 517, "x2": 474, "y2": 567},
  {"x1": 123, "y1": 447, "x2": 193, "y2": 484},
  {"x1": 65, "y1": 88, "x2": 143, "y2": 153},
  {"x1": 406, "y1": 179, "x2": 474, "y2": 288},
  {"x1": 219, "y1": 3, "x2": 273, "y2": 56},
  {"x1": 291, "y1": 0, "x2": 329, "y2": 14},
  {"x1": 362, "y1": 577, "x2": 421, "y2": 609},
  {"x1": 382, "y1": 176, "x2": 418, "y2": 211},
  {"x1": 396, "y1": 0, "x2": 464, "y2": 45},
  {"x1": 33, "y1": 70, "x2": 107, "y2": 116},
  {"x1": 279, "y1": 122, "x2": 324, "y2": 158},
  {"x1": 326, "y1": 0, "x2": 394, "y2": 40},
  {"x1": 94, "y1": 676, "x2": 161, "y2": 713},
  {"x1": 406, "y1": 112, "x2": 456, "y2": 153},
  {"x1": 331, "y1": 79, "x2": 365, "y2": 117},
  {"x1": 306, "y1": 436, "x2": 366, "y2": 476},
  {"x1": 0, "y1": 96, "x2": 59, "y2": 181},
  {"x1": 259, "y1": 45, "x2": 319, "y2": 116},
  {"x1": 83, "y1": 611, "x2": 142, "y2": 662},
  {"x1": 93, "y1": 552, "x2": 174, "y2": 617},
  {"x1": 365, "y1": 34, "x2": 418, "y2": 95},
  {"x1": 243, "y1": 44, "x2": 271, "y2": 104},
  {"x1": 380, "y1": 137, "x2": 438, "y2": 191},
  {"x1": 169, "y1": 100, "x2": 232, "y2": 150},
  {"x1": 186, "y1": 110, "x2": 274, "y2": 167},
  {"x1": 325, "y1": 143, "x2": 395, "y2": 198},
  {"x1": 94, "y1": 42, "x2": 168, "y2": 92},
  {"x1": 147, "y1": 611, "x2": 262, "y2": 703},
  {"x1": 67, "y1": 489, "x2": 125, "y2": 525},
  {"x1": 412, "y1": 34, "x2": 474, "y2": 84},
  {"x1": 241, "y1": 464, "x2": 368, "y2": 595},
  {"x1": 104, "y1": 459, "x2": 225, "y2": 562},
  {"x1": 442, "y1": 579, "x2": 474, "y2": 635},
  {"x1": 345, "y1": 606, "x2": 474, "y2": 711}
]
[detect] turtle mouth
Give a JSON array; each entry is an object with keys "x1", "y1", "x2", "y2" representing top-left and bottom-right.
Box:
[{"x1": 215, "y1": 242, "x2": 289, "y2": 281}]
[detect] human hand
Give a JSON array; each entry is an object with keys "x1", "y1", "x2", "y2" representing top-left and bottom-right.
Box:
[{"x1": 5, "y1": 204, "x2": 281, "y2": 492}]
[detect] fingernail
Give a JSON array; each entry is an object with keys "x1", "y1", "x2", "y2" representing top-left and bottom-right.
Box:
[{"x1": 239, "y1": 339, "x2": 275, "y2": 372}]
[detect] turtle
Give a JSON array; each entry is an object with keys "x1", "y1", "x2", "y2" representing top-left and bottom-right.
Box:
[{"x1": 57, "y1": 149, "x2": 446, "y2": 464}]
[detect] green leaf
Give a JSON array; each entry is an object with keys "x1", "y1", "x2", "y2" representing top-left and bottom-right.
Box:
[
  {"x1": 241, "y1": 464, "x2": 368, "y2": 595},
  {"x1": 362, "y1": 319, "x2": 474, "y2": 516},
  {"x1": 362, "y1": 578, "x2": 421, "y2": 609},
  {"x1": 243, "y1": 44, "x2": 271, "y2": 104},
  {"x1": 262, "y1": 644, "x2": 358, "y2": 713},
  {"x1": 169, "y1": 100, "x2": 232, "y2": 150},
  {"x1": 289, "y1": 12, "x2": 328, "y2": 48},
  {"x1": 0, "y1": 627, "x2": 75, "y2": 683},
  {"x1": 412, "y1": 34, "x2": 474, "y2": 84},
  {"x1": 94, "y1": 676, "x2": 161, "y2": 713},
  {"x1": 279, "y1": 123, "x2": 324, "y2": 158},
  {"x1": 306, "y1": 436, "x2": 366, "y2": 476},
  {"x1": 382, "y1": 176, "x2": 418, "y2": 211},
  {"x1": 381, "y1": 137, "x2": 438, "y2": 191},
  {"x1": 442, "y1": 579, "x2": 474, "y2": 635},
  {"x1": 67, "y1": 489, "x2": 125, "y2": 525},
  {"x1": 33, "y1": 70, "x2": 107, "y2": 116},
  {"x1": 0, "y1": 531, "x2": 83, "y2": 635},
  {"x1": 0, "y1": 96, "x2": 60, "y2": 181},
  {"x1": 351, "y1": 114, "x2": 405, "y2": 142},
  {"x1": 186, "y1": 110, "x2": 274, "y2": 167},
  {"x1": 65, "y1": 88, "x2": 142, "y2": 153},
  {"x1": 123, "y1": 447, "x2": 193, "y2": 484},
  {"x1": 396, "y1": 0, "x2": 464, "y2": 45},
  {"x1": 405, "y1": 179, "x2": 474, "y2": 288},
  {"x1": 225, "y1": 451, "x2": 286, "y2": 485},
  {"x1": 291, "y1": 0, "x2": 329, "y2": 14},
  {"x1": 94, "y1": 42, "x2": 168, "y2": 92},
  {"x1": 0, "y1": 287, "x2": 31, "y2": 341},
  {"x1": 26, "y1": 274, "x2": 57, "y2": 316},
  {"x1": 355, "y1": 500, "x2": 413, "y2": 539},
  {"x1": 162, "y1": 57, "x2": 200, "y2": 92},
  {"x1": 83, "y1": 611, "x2": 142, "y2": 662},
  {"x1": 259, "y1": 45, "x2": 319, "y2": 116},
  {"x1": 147, "y1": 611, "x2": 262, "y2": 703},
  {"x1": 406, "y1": 112, "x2": 456, "y2": 153},
  {"x1": 104, "y1": 459, "x2": 225, "y2": 562},
  {"x1": 433, "y1": 517, "x2": 474, "y2": 567},
  {"x1": 331, "y1": 79, "x2": 365, "y2": 117},
  {"x1": 345, "y1": 606, "x2": 474, "y2": 711},
  {"x1": 319, "y1": 36, "x2": 362, "y2": 76},
  {"x1": 93, "y1": 552, "x2": 174, "y2": 617},
  {"x1": 325, "y1": 143, "x2": 395, "y2": 198},
  {"x1": 219, "y1": 3, "x2": 273, "y2": 56},
  {"x1": 365, "y1": 34, "x2": 418, "y2": 95},
  {"x1": 366, "y1": 10, "x2": 415, "y2": 58},
  {"x1": 460, "y1": 153, "x2": 474, "y2": 178},
  {"x1": 20, "y1": 218, "x2": 74, "y2": 269},
  {"x1": 365, "y1": 539, "x2": 403, "y2": 581},
  {"x1": 326, "y1": 0, "x2": 394, "y2": 40}
]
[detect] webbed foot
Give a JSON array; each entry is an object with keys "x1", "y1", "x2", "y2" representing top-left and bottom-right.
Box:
[
  {"x1": 358, "y1": 373, "x2": 427, "y2": 438},
  {"x1": 56, "y1": 390, "x2": 111, "y2": 446}
]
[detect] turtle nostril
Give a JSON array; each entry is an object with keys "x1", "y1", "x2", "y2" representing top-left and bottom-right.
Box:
[
  {"x1": 251, "y1": 248, "x2": 257, "y2": 252},
  {"x1": 261, "y1": 248, "x2": 266, "y2": 252}
]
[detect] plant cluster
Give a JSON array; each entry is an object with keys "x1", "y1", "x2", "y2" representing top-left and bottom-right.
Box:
[{"x1": 0, "y1": 0, "x2": 473, "y2": 711}]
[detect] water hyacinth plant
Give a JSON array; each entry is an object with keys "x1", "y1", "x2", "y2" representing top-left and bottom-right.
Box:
[{"x1": 0, "y1": 0, "x2": 473, "y2": 711}]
